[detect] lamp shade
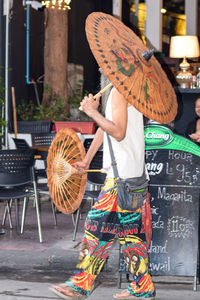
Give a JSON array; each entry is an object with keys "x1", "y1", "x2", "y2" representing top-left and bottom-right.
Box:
[{"x1": 169, "y1": 35, "x2": 200, "y2": 58}]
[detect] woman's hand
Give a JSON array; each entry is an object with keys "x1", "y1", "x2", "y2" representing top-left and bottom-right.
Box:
[
  {"x1": 79, "y1": 94, "x2": 100, "y2": 117},
  {"x1": 189, "y1": 132, "x2": 200, "y2": 143},
  {"x1": 72, "y1": 160, "x2": 90, "y2": 175}
]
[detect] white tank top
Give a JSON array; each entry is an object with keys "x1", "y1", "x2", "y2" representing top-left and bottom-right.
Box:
[{"x1": 103, "y1": 88, "x2": 145, "y2": 179}]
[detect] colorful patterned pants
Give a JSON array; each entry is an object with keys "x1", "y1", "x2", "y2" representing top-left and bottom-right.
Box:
[{"x1": 66, "y1": 178, "x2": 155, "y2": 298}]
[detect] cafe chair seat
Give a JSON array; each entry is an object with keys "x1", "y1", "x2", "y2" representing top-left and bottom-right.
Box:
[
  {"x1": 12, "y1": 137, "x2": 57, "y2": 226},
  {"x1": 31, "y1": 133, "x2": 57, "y2": 225},
  {"x1": 31, "y1": 133, "x2": 56, "y2": 178},
  {"x1": 12, "y1": 138, "x2": 30, "y2": 150},
  {"x1": 0, "y1": 149, "x2": 43, "y2": 243},
  {"x1": 12, "y1": 137, "x2": 46, "y2": 179}
]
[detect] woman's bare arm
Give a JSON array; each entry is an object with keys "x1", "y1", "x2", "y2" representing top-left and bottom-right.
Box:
[{"x1": 80, "y1": 88, "x2": 128, "y2": 141}]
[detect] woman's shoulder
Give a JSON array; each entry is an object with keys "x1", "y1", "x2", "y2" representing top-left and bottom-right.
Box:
[
  {"x1": 112, "y1": 88, "x2": 127, "y2": 106},
  {"x1": 188, "y1": 117, "x2": 198, "y2": 127},
  {"x1": 185, "y1": 117, "x2": 199, "y2": 136}
]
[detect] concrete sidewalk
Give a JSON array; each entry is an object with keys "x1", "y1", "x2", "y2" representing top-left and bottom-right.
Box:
[
  {"x1": 0, "y1": 198, "x2": 199, "y2": 299},
  {"x1": 0, "y1": 280, "x2": 199, "y2": 300}
]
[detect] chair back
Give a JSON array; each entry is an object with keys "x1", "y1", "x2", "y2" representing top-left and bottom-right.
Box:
[
  {"x1": 31, "y1": 133, "x2": 56, "y2": 147},
  {"x1": 12, "y1": 138, "x2": 30, "y2": 150},
  {"x1": 0, "y1": 149, "x2": 35, "y2": 186},
  {"x1": 84, "y1": 138, "x2": 103, "y2": 152},
  {"x1": 87, "y1": 150, "x2": 106, "y2": 185},
  {"x1": 84, "y1": 138, "x2": 94, "y2": 152}
]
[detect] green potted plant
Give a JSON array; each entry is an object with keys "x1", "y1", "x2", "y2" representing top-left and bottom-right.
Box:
[
  {"x1": 16, "y1": 100, "x2": 52, "y2": 133},
  {"x1": 54, "y1": 80, "x2": 96, "y2": 134},
  {"x1": 16, "y1": 80, "x2": 96, "y2": 134}
]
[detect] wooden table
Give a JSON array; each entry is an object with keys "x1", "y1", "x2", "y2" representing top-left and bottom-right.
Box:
[
  {"x1": 31, "y1": 145, "x2": 49, "y2": 159},
  {"x1": 31, "y1": 145, "x2": 49, "y2": 152}
]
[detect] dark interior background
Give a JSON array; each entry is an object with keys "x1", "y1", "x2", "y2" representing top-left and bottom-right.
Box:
[{"x1": 0, "y1": 0, "x2": 200, "y2": 135}]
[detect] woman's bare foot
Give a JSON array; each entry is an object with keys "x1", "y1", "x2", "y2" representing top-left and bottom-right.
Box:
[
  {"x1": 113, "y1": 290, "x2": 155, "y2": 299},
  {"x1": 113, "y1": 290, "x2": 132, "y2": 299},
  {"x1": 51, "y1": 284, "x2": 80, "y2": 297}
]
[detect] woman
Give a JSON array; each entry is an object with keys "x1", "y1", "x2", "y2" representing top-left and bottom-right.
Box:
[
  {"x1": 185, "y1": 98, "x2": 200, "y2": 144},
  {"x1": 49, "y1": 71, "x2": 155, "y2": 299}
]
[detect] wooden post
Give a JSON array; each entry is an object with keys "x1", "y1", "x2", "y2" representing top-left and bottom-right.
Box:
[{"x1": 11, "y1": 86, "x2": 18, "y2": 138}]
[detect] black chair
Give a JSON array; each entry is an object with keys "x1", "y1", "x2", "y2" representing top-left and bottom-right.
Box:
[
  {"x1": 83, "y1": 138, "x2": 103, "y2": 152},
  {"x1": 72, "y1": 150, "x2": 106, "y2": 241},
  {"x1": 12, "y1": 136, "x2": 47, "y2": 180},
  {"x1": 83, "y1": 138, "x2": 94, "y2": 152},
  {"x1": 31, "y1": 133, "x2": 57, "y2": 225},
  {"x1": 31, "y1": 132, "x2": 56, "y2": 148},
  {"x1": 31, "y1": 133, "x2": 56, "y2": 177},
  {"x1": 85, "y1": 150, "x2": 106, "y2": 201},
  {"x1": 12, "y1": 138, "x2": 30, "y2": 150},
  {"x1": 12, "y1": 137, "x2": 57, "y2": 228},
  {"x1": 0, "y1": 149, "x2": 43, "y2": 242}
]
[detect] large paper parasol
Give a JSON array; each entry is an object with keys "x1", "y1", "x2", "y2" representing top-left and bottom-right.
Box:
[
  {"x1": 47, "y1": 128, "x2": 87, "y2": 214},
  {"x1": 85, "y1": 12, "x2": 177, "y2": 123}
]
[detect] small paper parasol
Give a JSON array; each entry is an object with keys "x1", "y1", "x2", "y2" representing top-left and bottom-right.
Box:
[
  {"x1": 47, "y1": 128, "x2": 87, "y2": 214},
  {"x1": 85, "y1": 12, "x2": 178, "y2": 123}
]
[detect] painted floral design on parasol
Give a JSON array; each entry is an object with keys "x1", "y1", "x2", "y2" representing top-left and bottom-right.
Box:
[
  {"x1": 47, "y1": 128, "x2": 87, "y2": 214},
  {"x1": 85, "y1": 12, "x2": 178, "y2": 123}
]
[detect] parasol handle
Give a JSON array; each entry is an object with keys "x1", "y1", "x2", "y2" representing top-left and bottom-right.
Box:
[
  {"x1": 93, "y1": 82, "x2": 113, "y2": 99},
  {"x1": 55, "y1": 168, "x2": 107, "y2": 174},
  {"x1": 72, "y1": 167, "x2": 106, "y2": 174},
  {"x1": 79, "y1": 82, "x2": 113, "y2": 111},
  {"x1": 86, "y1": 168, "x2": 107, "y2": 173}
]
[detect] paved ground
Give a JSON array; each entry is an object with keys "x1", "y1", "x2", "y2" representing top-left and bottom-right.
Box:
[
  {"x1": 0, "y1": 197, "x2": 199, "y2": 299},
  {"x1": 0, "y1": 279, "x2": 199, "y2": 300}
]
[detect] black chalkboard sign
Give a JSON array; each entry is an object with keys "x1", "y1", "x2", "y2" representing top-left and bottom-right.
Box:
[
  {"x1": 146, "y1": 149, "x2": 199, "y2": 277},
  {"x1": 117, "y1": 125, "x2": 200, "y2": 289}
]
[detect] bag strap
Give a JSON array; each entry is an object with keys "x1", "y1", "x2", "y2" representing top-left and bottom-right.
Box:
[
  {"x1": 107, "y1": 133, "x2": 147, "y2": 251},
  {"x1": 107, "y1": 135, "x2": 130, "y2": 252},
  {"x1": 106, "y1": 133, "x2": 119, "y2": 178},
  {"x1": 106, "y1": 133, "x2": 146, "y2": 179}
]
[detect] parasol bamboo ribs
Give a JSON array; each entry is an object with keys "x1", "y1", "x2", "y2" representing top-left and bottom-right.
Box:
[{"x1": 47, "y1": 128, "x2": 88, "y2": 214}]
